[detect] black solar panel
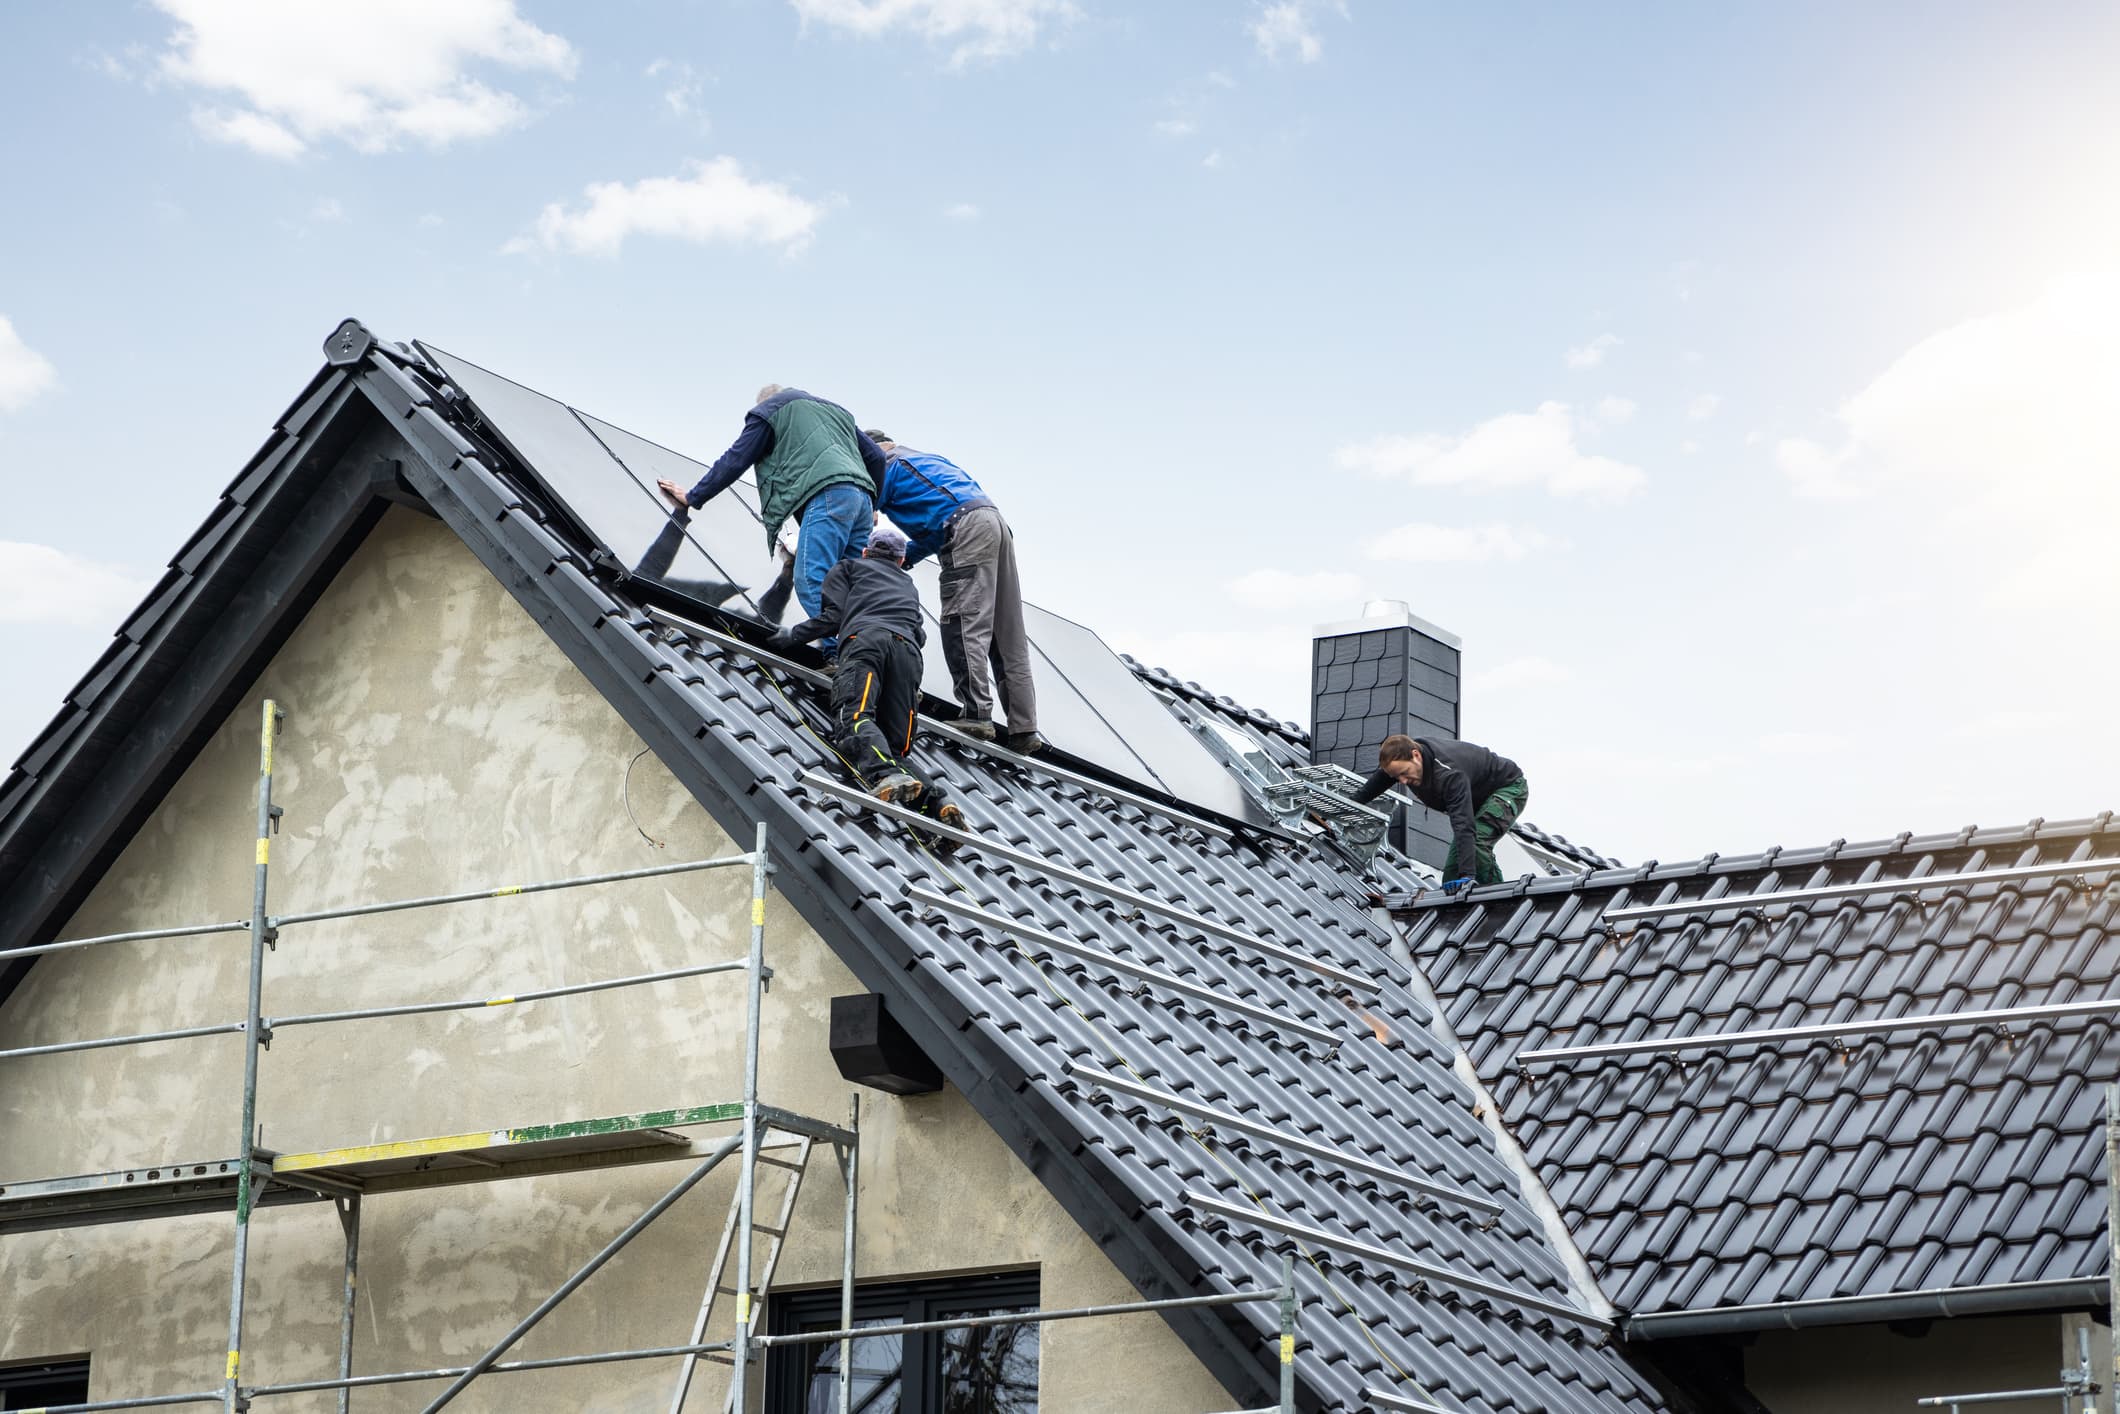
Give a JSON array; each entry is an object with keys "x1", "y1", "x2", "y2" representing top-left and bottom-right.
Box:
[
  {"x1": 419, "y1": 344, "x2": 1267, "y2": 825},
  {"x1": 421, "y1": 345, "x2": 783, "y2": 619}
]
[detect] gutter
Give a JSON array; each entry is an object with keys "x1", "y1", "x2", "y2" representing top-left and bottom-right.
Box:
[{"x1": 1624, "y1": 1277, "x2": 2108, "y2": 1339}]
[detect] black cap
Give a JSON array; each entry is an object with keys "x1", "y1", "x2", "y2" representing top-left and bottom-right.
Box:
[{"x1": 863, "y1": 428, "x2": 890, "y2": 442}]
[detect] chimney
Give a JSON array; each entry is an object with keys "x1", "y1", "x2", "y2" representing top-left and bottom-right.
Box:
[{"x1": 1310, "y1": 601, "x2": 1462, "y2": 869}]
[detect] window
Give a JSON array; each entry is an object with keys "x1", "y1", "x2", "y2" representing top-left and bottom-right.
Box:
[
  {"x1": 767, "y1": 1271, "x2": 1039, "y2": 1414},
  {"x1": 1, "y1": 1357, "x2": 89, "y2": 1410}
]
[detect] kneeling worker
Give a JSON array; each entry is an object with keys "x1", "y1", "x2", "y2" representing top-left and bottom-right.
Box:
[
  {"x1": 770, "y1": 529, "x2": 962, "y2": 827},
  {"x1": 1355, "y1": 734, "x2": 1528, "y2": 891}
]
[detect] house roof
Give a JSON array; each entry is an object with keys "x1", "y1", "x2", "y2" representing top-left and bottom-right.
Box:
[
  {"x1": 0, "y1": 325, "x2": 1684, "y2": 1414},
  {"x1": 1392, "y1": 817, "x2": 2120, "y2": 1335}
]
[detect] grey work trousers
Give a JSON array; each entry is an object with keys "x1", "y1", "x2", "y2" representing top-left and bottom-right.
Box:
[{"x1": 937, "y1": 505, "x2": 1037, "y2": 734}]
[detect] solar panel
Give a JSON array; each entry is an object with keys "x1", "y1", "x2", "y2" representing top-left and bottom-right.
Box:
[
  {"x1": 419, "y1": 345, "x2": 785, "y2": 620},
  {"x1": 1018, "y1": 605, "x2": 1264, "y2": 823},
  {"x1": 417, "y1": 343, "x2": 1269, "y2": 825},
  {"x1": 901, "y1": 562, "x2": 1163, "y2": 789}
]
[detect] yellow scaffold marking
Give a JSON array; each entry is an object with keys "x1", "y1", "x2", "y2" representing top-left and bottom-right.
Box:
[
  {"x1": 494, "y1": 885, "x2": 524, "y2": 897},
  {"x1": 486, "y1": 995, "x2": 516, "y2": 1007},
  {"x1": 752, "y1": 899, "x2": 766, "y2": 926},
  {"x1": 1280, "y1": 1334, "x2": 1295, "y2": 1364},
  {"x1": 274, "y1": 1128, "x2": 504, "y2": 1172},
  {"x1": 256, "y1": 838, "x2": 270, "y2": 865},
  {"x1": 737, "y1": 1292, "x2": 752, "y2": 1325},
  {"x1": 226, "y1": 1349, "x2": 241, "y2": 1379}
]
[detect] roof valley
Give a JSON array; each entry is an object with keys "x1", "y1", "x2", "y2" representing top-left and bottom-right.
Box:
[{"x1": 1386, "y1": 919, "x2": 1620, "y2": 1325}]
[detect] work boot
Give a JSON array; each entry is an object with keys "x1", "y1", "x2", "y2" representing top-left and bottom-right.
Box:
[
  {"x1": 948, "y1": 717, "x2": 997, "y2": 742},
  {"x1": 819, "y1": 656, "x2": 839, "y2": 679},
  {"x1": 871, "y1": 771, "x2": 924, "y2": 807},
  {"x1": 1002, "y1": 730, "x2": 1045, "y2": 755},
  {"x1": 934, "y1": 801, "x2": 967, "y2": 831}
]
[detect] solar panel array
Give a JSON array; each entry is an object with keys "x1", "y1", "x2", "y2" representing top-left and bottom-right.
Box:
[{"x1": 419, "y1": 344, "x2": 1267, "y2": 827}]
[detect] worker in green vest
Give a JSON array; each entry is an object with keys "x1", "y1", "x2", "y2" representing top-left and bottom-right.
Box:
[{"x1": 658, "y1": 385, "x2": 889, "y2": 662}]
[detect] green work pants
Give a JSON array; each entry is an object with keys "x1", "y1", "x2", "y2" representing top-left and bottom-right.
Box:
[{"x1": 1443, "y1": 775, "x2": 1529, "y2": 885}]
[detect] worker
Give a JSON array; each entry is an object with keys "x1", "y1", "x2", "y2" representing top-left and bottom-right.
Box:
[
  {"x1": 1354, "y1": 734, "x2": 1528, "y2": 891},
  {"x1": 657, "y1": 385, "x2": 889, "y2": 661},
  {"x1": 863, "y1": 431, "x2": 1041, "y2": 755},
  {"x1": 769, "y1": 529, "x2": 964, "y2": 828}
]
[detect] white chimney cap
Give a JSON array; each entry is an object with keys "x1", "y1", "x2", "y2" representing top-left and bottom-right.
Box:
[{"x1": 1311, "y1": 602, "x2": 1462, "y2": 648}]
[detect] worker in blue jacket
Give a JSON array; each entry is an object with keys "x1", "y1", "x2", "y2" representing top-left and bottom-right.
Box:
[{"x1": 864, "y1": 432, "x2": 1042, "y2": 755}]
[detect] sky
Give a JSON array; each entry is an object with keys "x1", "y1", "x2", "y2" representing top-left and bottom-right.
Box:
[{"x1": 0, "y1": 0, "x2": 2115, "y2": 866}]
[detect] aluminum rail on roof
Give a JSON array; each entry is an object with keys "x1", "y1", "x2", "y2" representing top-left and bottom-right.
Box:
[
  {"x1": 644, "y1": 606, "x2": 1240, "y2": 841},
  {"x1": 911, "y1": 889, "x2": 1345, "y2": 1046},
  {"x1": 1362, "y1": 1389, "x2": 1460, "y2": 1414},
  {"x1": 1603, "y1": 856, "x2": 2120, "y2": 923},
  {"x1": 1182, "y1": 1191, "x2": 1605, "y2": 1329},
  {"x1": 1515, "y1": 995, "x2": 2120, "y2": 1069},
  {"x1": 801, "y1": 770, "x2": 1379, "y2": 994},
  {"x1": 1072, "y1": 1065, "x2": 1504, "y2": 1218}
]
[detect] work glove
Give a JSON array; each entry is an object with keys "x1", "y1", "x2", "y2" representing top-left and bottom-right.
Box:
[
  {"x1": 1440, "y1": 876, "x2": 1475, "y2": 896},
  {"x1": 763, "y1": 629, "x2": 797, "y2": 655}
]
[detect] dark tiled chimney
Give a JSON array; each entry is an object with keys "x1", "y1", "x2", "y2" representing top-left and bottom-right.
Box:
[{"x1": 1311, "y1": 601, "x2": 1461, "y2": 869}]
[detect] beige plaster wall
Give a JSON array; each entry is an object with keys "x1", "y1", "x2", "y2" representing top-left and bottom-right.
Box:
[
  {"x1": 1745, "y1": 1313, "x2": 2066, "y2": 1413},
  {"x1": 0, "y1": 507, "x2": 1236, "y2": 1414}
]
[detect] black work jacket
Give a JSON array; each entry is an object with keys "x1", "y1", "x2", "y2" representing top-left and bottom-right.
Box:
[
  {"x1": 782, "y1": 556, "x2": 927, "y2": 649},
  {"x1": 1354, "y1": 737, "x2": 1524, "y2": 870}
]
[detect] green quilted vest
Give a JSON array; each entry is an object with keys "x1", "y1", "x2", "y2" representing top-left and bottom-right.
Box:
[{"x1": 755, "y1": 397, "x2": 873, "y2": 549}]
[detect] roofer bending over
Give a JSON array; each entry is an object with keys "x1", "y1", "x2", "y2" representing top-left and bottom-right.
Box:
[
  {"x1": 770, "y1": 530, "x2": 963, "y2": 828},
  {"x1": 658, "y1": 385, "x2": 889, "y2": 662},
  {"x1": 866, "y1": 431, "x2": 1042, "y2": 756},
  {"x1": 1355, "y1": 734, "x2": 1528, "y2": 891}
]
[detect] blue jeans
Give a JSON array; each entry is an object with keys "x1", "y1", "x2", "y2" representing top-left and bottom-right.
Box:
[{"x1": 794, "y1": 484, "x2": 873, "y2": 656}]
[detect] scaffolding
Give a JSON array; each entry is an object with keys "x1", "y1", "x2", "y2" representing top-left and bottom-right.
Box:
[{"x1": 0, "y1": 700, "x2": 1303, "y2": 1414}]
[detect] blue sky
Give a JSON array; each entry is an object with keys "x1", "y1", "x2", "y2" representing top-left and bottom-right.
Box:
[{"x1": 2, "y1": 1, "x2": 2115, "y2": 863}]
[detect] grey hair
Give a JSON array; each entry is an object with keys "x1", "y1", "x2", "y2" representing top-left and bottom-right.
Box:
[{"x1": 755, "y1": 383, "x2": 785, "y2": 405}]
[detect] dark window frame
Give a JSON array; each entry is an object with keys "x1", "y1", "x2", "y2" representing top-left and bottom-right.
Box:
[
  {"x1": 766, "y1": 1270, "x2": 1039, "y2": 1414},
  {"x1": 1, "y1": 1356, "x2": 90, "y2": 1410}
]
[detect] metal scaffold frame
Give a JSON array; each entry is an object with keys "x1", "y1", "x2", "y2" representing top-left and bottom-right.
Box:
[{"x1": 0, "y1": 700, "x2": 1305, "y2": 1414}]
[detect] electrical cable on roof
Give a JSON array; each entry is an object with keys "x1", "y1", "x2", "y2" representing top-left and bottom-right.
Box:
[{"x1": 744, "y1": 651, "x2": 1452, "y2": 1405}]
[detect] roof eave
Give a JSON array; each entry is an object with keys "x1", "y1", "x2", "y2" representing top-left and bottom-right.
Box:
[{"x1": 1622, "y1": 1277, "x2": 2109, "y2": 1338}]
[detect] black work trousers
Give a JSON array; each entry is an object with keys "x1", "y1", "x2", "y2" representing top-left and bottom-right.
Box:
[{"x1": 830, "y1": 630, "x2": 924, "y2": 789}]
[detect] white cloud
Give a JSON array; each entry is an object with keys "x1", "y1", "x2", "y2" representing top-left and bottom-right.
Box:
[
  {"x1": 788, "y1": 0, "x2": 1077, "y2": 65},
  {"x1": 0, "y1": 318, "x2": 59, "y2": 413},
  {"x1": 1779, "y1": 273, "x2": 2120, "y2": 507},
  {"x1": 1154, "y1": 117, "x2": 1197, "y2": 138},
  {"x1": 1593, "y1": 396, "x2": 1637, "y2": 425},
  {"x1": 1774, "y1": 436, "x2": 1861, "y2": 499},
  {"x1": 646, "y1": 58, "x2": 708, "y2": 122},
  {"x1": 509, "y1": 158, "x2": 827, "y2": 257},
  {"x1": 942, "y1": 202, "x2": 980, "y2": 221},
  {"x1": 1202, "y1": 149, "x2": 1225, "y2": 169},
  {"x1": 0, "y1": 543, "x2": 152, "y2": 625},
  {"x1": 1225, "y1": 568, "x2": 1361, "y2": 609},
  {"x1": 1467, "y1": 656, "x2": 1572, "y2": 695},
  {"x1": 1687, "y1": 392, "x2": 1722, "y2": 421},
  {"x1": 1680, "y1": 439, "x2": 1700, "y2": 455},
  {"x1": 1336, "y1": 402, "x2": 1648, "y2": 501},
  {"x1": 153, "y1": 0, "x2": 576, "y2": 157},
  {"x1": 1363, "y1": 522, "x2": 1556, "y2": 563},
  {"x1": 418, "y1": 211, "x2": 446, "y2": 228},
  {"x1": 1249, "y1": 1, "x2": 1345, "y2": 63},
  {"x1": 310, "y1": 196, "x2": 345, "y2": 223},
  {"x1": 1565, "y1": 333, "x2": 1620, "y2": 369}
]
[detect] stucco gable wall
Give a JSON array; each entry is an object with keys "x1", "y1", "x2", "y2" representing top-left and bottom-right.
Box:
[{"x1": 0, "y1": 506, "x2": 1234, "y2": 1413}]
